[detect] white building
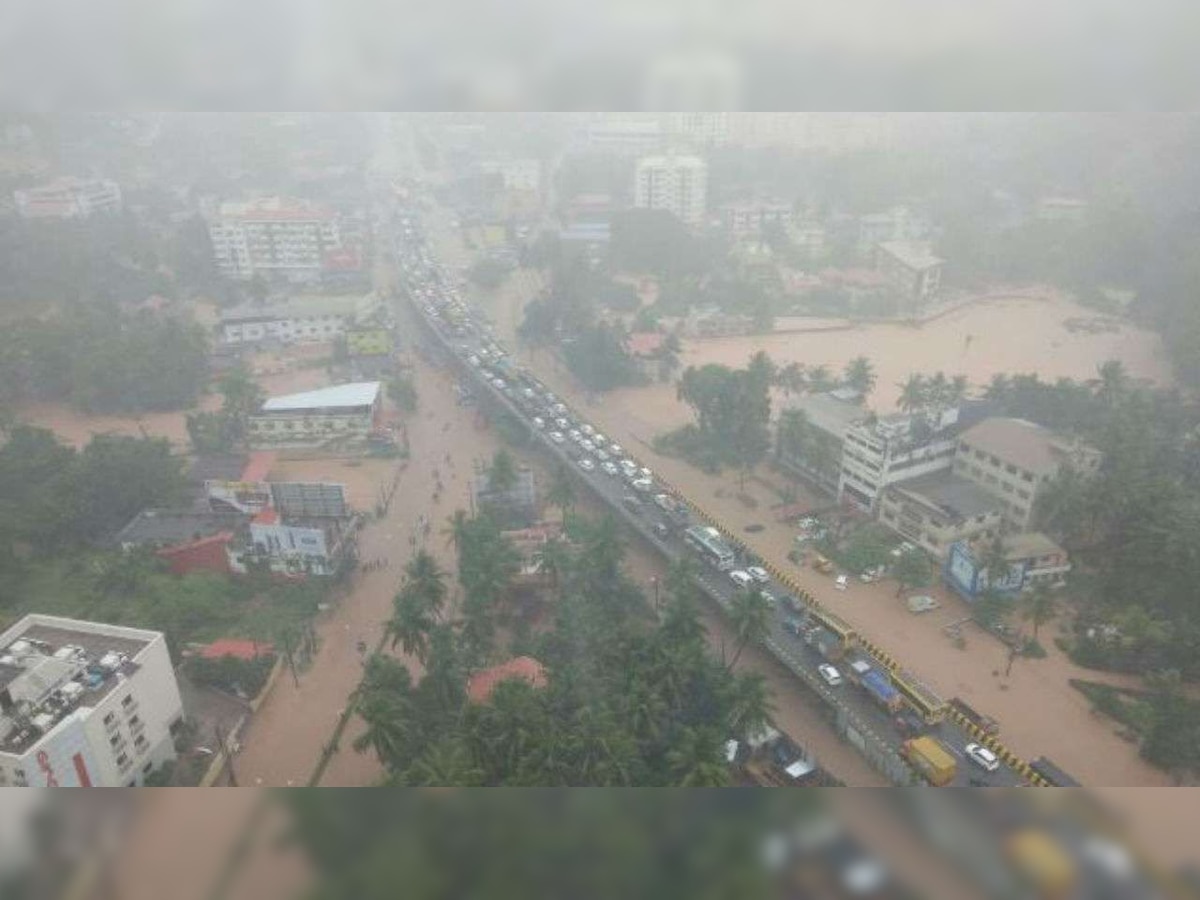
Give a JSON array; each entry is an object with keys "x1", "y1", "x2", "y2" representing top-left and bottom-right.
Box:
[
  {"x1": 875, "y1": 241, "x2": 944, "y2": 316},
  {"x1": 0, "y1": 616, "x2": 184, "y2": 787},
  {"x1": 634, "y1": 154, "x2": 707, "y2": 227},
  {"x1": 14, "y1": 177, "x2": 122, "y2": 220},
  {"x1": 582, "y1": 116, "x2": 664, "y2": 156},
  {"x1": 247, "y1": 382, "x2": 382, "y2": 449},
  {"x1": 480, "y1": 158, "x2": 541, "y2": 193},
  {"x1": 218, "y1": 293, "x2": 382, "y2": 345},
  {"x1": 206, "y1": 197, "x2": 360, "y2": 282},
  {"x1": 721, "y1": 199, "x2": 794, "y2": 237}
]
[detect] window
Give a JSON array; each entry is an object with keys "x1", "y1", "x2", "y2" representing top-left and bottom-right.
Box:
[
  {"x1": 109, "y1": 733, "x2": 121, "y2": 748},
  {"x1": 1017, "y1": 489, "x2": 1031, "y2": 500},
  {"x1": 129, "y1": 714, "x2": 141, "y2": 727}
]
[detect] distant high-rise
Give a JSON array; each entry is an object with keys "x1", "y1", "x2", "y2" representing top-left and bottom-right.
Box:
[
  {"x1": 14, "y1": 177, "x2": 122, "y2": 220},
  {"x1": 633, "y1": 154, "x2": 707, "y2": 226}
]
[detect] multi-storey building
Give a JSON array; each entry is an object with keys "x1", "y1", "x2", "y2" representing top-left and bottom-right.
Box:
[
  {"x1": 878, "y1": 473, "x2": 1005, "y2": 562},
  {"x1": 952, "y1": 418, "x2": 1102, "y2": 531},
  {"x1": 206, "y1": 197, "x2": 362, "y2": 283},
  {"x1": 720, "y1": 199, "x2": 794, "y2": 237},
  {"x1": 14, "y1": 177, "x2": 122, "y2": 220},
  {"x1": 218, "y1": 292, "x2": 383, "y2": 345},
  {"x1": 633, "y1": 154, "x2": 707, "y2": 227},
  {"x1": 0, "y1": 616, "x2": 184, "y2": 787},
  {"x1": 246, "y1": 382, "x2": 383, "y2": 449},
  {"x1": 775, "y1": 389, "x2": 868, "y2": 495},
  {"x1": 875, "y1": 241, "x2": 944, "y2": 317}
]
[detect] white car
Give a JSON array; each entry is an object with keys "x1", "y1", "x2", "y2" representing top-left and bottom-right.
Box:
[
  {"x1": 631, "y1": 477, "x2": 653, "y2": 493},
  {"x1": 760, "y1": 590, "x2": 777, "y2": 607},
  {"x1": 728, "y1": 570, "x2": 753, "y2": 588},
  {"x1": 577, "y1": 458, "x2": 596, "y2": 473},
  {"x1": 835, "y1": 574, "x2": 849, "y2": 591},
  {"x1": 608, "y1": 443, "x2": 623, "y2": 457},
  {"x1": 491, "y1": 378, "x2": 506, "y2": 389},
  {"x1": 580, "y1": 440, "x2": 596, "y2": 454},
  {"x1": 817, "y1": 664, "x2": 843, "y2": 686},
  {"x1": 601, "y1": 461, "x2": 619, "y2": 476},
  {"x1": 593, "y1": 433, "x2": 608, "y2": 446},
  {"x1": 580, "y1": 424, "x2": 595, "y2": 437},
  {"x1": 595, "y1": 449, "x2": 610, "y2": 463},
  {"x1": 568, "y1": 429, "x2": 583, "y2": 443},
  {"x1": 555, "y1": 418, "x2": 570, "y2": 430},
  {"x1": 964, "y1": 743, "x2": 1000, "y2": 773},
  {"x1": 549, "y1": 431, "x2": 566, "y2": 444},
  {"x1": 638, "y1": 467, "x2": 653, "y2": 481},
  {"x1": 619, "y1": 459, "x2": 637, "y2": 474},
  {"x1": 468, "y1": 355, "x2": 481, "y2": 366},
  {"x1": 747, "y1": 566, "x2": 770, "y2": 584}
]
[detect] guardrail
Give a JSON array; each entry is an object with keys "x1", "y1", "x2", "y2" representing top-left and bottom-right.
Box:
[{"x1": 400, "y1": 249, "x2": 1047, "y2": 788}]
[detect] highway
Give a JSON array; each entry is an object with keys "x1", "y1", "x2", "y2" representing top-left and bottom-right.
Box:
[{"x1": 382, "y1": 200, "x2": 1029, "y2": 788}]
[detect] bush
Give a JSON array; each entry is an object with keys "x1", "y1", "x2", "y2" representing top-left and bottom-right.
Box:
[
  {"x1": 188, "y1": 654, "x2": 276, "y2": 699},
  {"x1": 654, "y1": 425, "x2": 724, "y2": 473},
  {"x1": 1021, "y1": 638, "x2": 1048, "y2": 658}
]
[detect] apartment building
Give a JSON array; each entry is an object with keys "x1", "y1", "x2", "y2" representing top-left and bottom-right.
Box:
[
  {"x1": 774, "y1": 389, "x2": 868, "y2": 495},
  {"x1": 720, "y1": 199, "x2": 794, "y2": 237},
  {"x1": 207, "y1": 197, "x2": 362, "y2": 283},
  {"x1": 879, "y1": 473, "x2": 1005, "y2": 562},
  {"x1": 0, "y1": 616, "x2": 184, "y2": 787},
  {"x1": 875, "y1": 241, "x2": 944, "y2": 316},
  {"x1": 633, "y1": 154, "x2": 707, "y2": 227},
  {"x1": 14, "y1": 177, "x2": 122, "y2": 219},
  {"x1": 952, "y1": 418, "x2": 1102, "y2": 531},
  {"x1": 218, "y1": 293, "x2": 382, "y2": 345}
]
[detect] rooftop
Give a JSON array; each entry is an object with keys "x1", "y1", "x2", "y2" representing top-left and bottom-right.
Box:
[
  {"x1": 991, "y1": 531, "x2": 1067, "y2": 561},
  {"x1": 877, "y1": 240, "x2": 944, "y2": 271},
  {"x1": 187, "y1": 455, "x2": 248, "y2": 485},
  {"x1": 217, "y1": 196, "x2": 336, "y2": 222},
  {"x1": 220, "y1": 293, "x2": 373, "y2": 324},
  {"x1": 787, "y1": 391, "x2": 868, "y2": 439},
  {"x1": 0, "y1": 616, "x2": 156, "y2": 756},
  {"x1": 959, "y1": 417, "x2": 1094, "y2": 475},
  {"x1": 467, "y1": 657, "x2": 547, "y2": 704},
  {"x1": 890, "y1": 472, "x2": 1002, "y2": 522},
  {"x1": 198, "y1": 639, "x2": 275, "y2": 662},
  {"x1": 259, "y1": 382, "x2": 381, "y2": 413},
  {"x1": 115, "y1": 509, "x2": 249, "y2": 549}
]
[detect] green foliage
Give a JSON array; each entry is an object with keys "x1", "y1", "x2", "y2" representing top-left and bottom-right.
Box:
[
  {"x1": 187, "y1": 653, "x2": 275, "y2": 698},
  {"x1": 467, "y1": 257, "x2": 510, "y2": 290},
  {"x1": 667, "y1": 355, "x2": 772, "y2": 480},
  {"x1": 563, "y1": 322, "x2": 646, "y2": 392},
  {"x1": 834, "y1": 526, "x2": 894, "y2": 575},
  {"x1": 609, "y1": 208, "x2": 711, "y2": 279},
  {"x1": 387, "y1": 372, "x2": 418, "y2": 413},
  {"x1": 891, "y1": 550, "x2": 933, "y2": 598}
]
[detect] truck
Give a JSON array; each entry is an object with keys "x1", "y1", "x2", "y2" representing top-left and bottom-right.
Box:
[
  {"x1": 950, "y1": 697, "x2": 1000, "y2": 736},
  {"x1": 1005, "y1": 829, "x2": 1078, "y2": 899},
  {"x1": 732, "y1": 725, "x2": 820, "y2": 787},
  {"x1": 902, "y1": 736, "x2": 957, "y2": 786},
  {"x1": 861, "y1": 669, "x2": 904, "y2": 713}
]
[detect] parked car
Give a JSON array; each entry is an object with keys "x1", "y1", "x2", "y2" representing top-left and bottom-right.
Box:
[
  {"x1": 747, "y1": 566, "x2": 769, "y2": 584},
  {"x1": 549, "y1": 431, "x2": 565, "y2": 444},
  {"x1": 818, "y1": 664, "x2": 844, "y2": 686},
  {"x1": 729, "y1": 570, "x2": 754, "y2": 588},
  {"x1": 965, "y1": 743, "x2": 1000, "y2": 772},
  {"x1": 577, "y1": 458, "x2": 596, "y2": 473},
  {"x1": 555, "y1": 417, "x2": 570, "y2": 430},
  {"x1": 631, "y1": 478, "x2": 654, "y2": 493},
  {"x1": 568, "y1": 429, "x2": 583, "y2": 442},
  {"x1": 580, "y1": 440, "x2": 596, "y2": 454},
  {"x1": 621, "y1": 494, "x2": 642, "y2": 511},
  {"x1": 532, "y1": 417, "x2": 546, "y2": 429},
  {"x1": 601, "y1": 461, "x2": 619, "y2": 476},
  {"x1": 835, "y1": 574, "x2": 849, "y2": 590},
  {"x1": 608, "y1": 443, "x2": 623, "y2": 457}
]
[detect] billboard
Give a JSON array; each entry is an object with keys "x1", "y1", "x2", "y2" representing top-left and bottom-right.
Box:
[
  {"x1": 271, "y1": 482, "x2": 349, "y2": 518},
  {"x1": 205, "y1": 480, "x2": 273, "y2": 514}
]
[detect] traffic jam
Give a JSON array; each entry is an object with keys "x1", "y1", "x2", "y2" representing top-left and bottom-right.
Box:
[{"x1": 390, "y1": 207, "x2": 1044, "y2": 789}]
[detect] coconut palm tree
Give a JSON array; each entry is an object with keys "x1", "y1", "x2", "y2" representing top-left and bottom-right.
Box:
[
  {"x1": 896, "y1": 374, "x2": 927, "y2": 413},
  {"x1": 806, "y1": 364, "x2": 836, "y2": 393},
  {"x1": 925, "y1": 371, "x2": 949, "y2": 410},
  {"x1": 727, "y1": 588, "x2": 771, "y2": 670},
  {"x1": 948, "y1": 374, "x2": 970, "y2": 405},
  {"x1": 1094, "y1": 359, "x2": 1130, "y2": 407},
  {"x1": 404, "y1": 550, "x2": 448, "y2": 621},
  {"x1": 727, "y1": 671, "x2": 776, "y2": 737},
  {"x1": 667, "y1": 727, "x2": 730, "y2": 787},
  {"x1": 487, "y1": 448, "x2": 519, "y2": 495},
  {"x1": 403, "y1": 738, "x2": 484, "y2": 786},
  {"x1": 387, "y1": 588, "x2": 436, "y2": 663},
  {"x1": 842, "y1": 356, "x2": 876, "y2": 397},
  {"x1": 775, "y1": 362, "x2": 807, "y2": 398},
  {"x1": 1020, "y1": 583, "x2": 1057, "y2": 641},
  {"x1": 984, "y1": 373, "x2": 1012, "y2": 402},
  {"x1": 545, "y1": 464, "x2": 576, "y2": 528}
]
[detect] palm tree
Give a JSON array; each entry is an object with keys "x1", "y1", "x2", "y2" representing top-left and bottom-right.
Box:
[
  {"x1": 404, "y1": 550, "x2": 448, "y2": 621},
  {"x1": 896, "y1": 374, "x2": 927, "y2": 413},
  {"x1": 727, "y1": 588, "x2": 771, "y2": 670},
  {"x1": 352, "y1": 657, "x2": 418, "y2": 769},
  {"x1": 983, "y1": 372, "x2": 1012, "y2": 402},
  {"x1": 667, "y1": 727, "x2": 730, "y2": 787},
  {"x1": 925, "y1": 371, "x2": 949, "y2": 410},
  {"x1": 387, "y1": 588, "x2": 435, "y2": 663},
  {"x1": 1020, "y1": 584, "x2": 1057, "y2": 641},
  {"x1": 404, "y1": 738, "x2": 484, "y2": 786},
  {"x1": 487, "y1": 448, "x2": 519, "y2": 495},
  {"x1": 948, "y1": 374, "x2": 970, "y2": 405},
  {"x1": 979, "y1": 535, "x2": 1013, "y2": 591},
  {"x1": 775, "y1": 362, "x2": 807, "y2": 398},
  {"x1": 842, "y1": 356, "x2": 876, "y2": 397},
  {"x1": 806, "y1": 364, "x2": 836, "y2": 393},
  {"x1": 545, "y1": 465, "x2": 576, "y2": 527},
  {"x1": 1094, "y1": 359, "x2": 1130, "y2": 407},
  {"x1": 727, "y1": 672, "x2": 776, "y2": 737}
]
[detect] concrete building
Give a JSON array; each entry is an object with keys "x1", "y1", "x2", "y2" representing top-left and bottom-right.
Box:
[
  {"x1": 858, "y1": 206, "x2": 928, "y2": 251},
  {"x1": 775, "y1": 389, "x2": 868, "y2": 495},
  {"x1": 953, "y1": 418, "x2": 1102, "y2": 531},
  {"x1": 875, "y1": 241, "x2": 944, "y2": 316},
  {"x1": 838, "y1": 403, "x2": 994, "y2": 514},
  {"x1": 206, "y1": 197, "x2": 362, "y2": 283},
  {"x1": 14, "y1": 177, "x2": 122, "y2": 220},
  {"x1": 218, "y1": 293, "x2": 383, "y2": 345},
  {"x1": 633, "y1": 154, "x2": 707, "y2": 227},
  {"x1": 479, "y1": 158, "x2": 541, "y2": 193},
  {"x1": 944, "y1": 532, "x2": 1072, "y2": 600},
  {"x1": 879, "y1": 473, "x2": 1005, "y2": 561},
  {"x1": 0, "y1": 616, "x2": 184, "y2": 787},
  {"x1": 247, "y1": 382, "x2": 382, "y2": 449},
  {"x1": 237, "y1": 508, "x2": 354, "y2": 578},
  {"x1": 115, "y1": 509, "x2": 250, "y2": 577},
  {"x1": 720, "y1": 199, "x2": 794, "y2": 237},
  {"x1": 582, "y1": 117, "x2": 664, "y2": 155}
]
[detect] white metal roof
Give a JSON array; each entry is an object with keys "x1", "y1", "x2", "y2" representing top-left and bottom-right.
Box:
[{"x1": 260, "y1": 382, "x2": 380, "y2": 413}]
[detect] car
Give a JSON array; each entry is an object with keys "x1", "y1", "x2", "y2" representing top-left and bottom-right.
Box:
[
  {"x1": 747, "y1": 566, "x2": 769, "y2": 584},
  {"x1": 619, "y1": 459, "x2": 637, "y2": 474},
  {"x1": 468, "y1": 355, "x2": 481, "y2": 366},
  {"x1": 568, "y1": 429, "x2": 582, "y2": 442},
  {"x1": 817, "y1": 664, "x2": 843, "y2": 686},
  {"x1": 760, "y1": 590, "x2": 777, "y2": 607},
  {"x1": 580, "y1": 424, "x2": 595, "y2": 437},
  {"x1": 491, "y1": 378, "x2": 506, "y2": 389},
  {"x1": 890, "y1": 541, "x2": 918, "y2": 558},
  {"x1": 728, "y1": 570, "x2": 753, "y2": 588},
  {"x1": 522, "y1": 388, "x2": 536, "y2": 400},
  {"x1": 601, "y1": 461, "x2": 619, "y2": 476},
  {"x1": 595, "y1": 449, "x2": 610, "y2": 463},
  {"x1": 964, "y1": 743, "x2": 1000, "y2": 772},
  {"x1": 593, "y1": 433, "x2": 607, "y2": 446},
  {"x1": 631, "y1": 477, "x2": 653, "y2": 493},
  {"x1": 577, "y1": 458, "x2": 596, "y2": 472},
  {"x1": 549, "y1": 431, "x2": 566, "y2": 444},
  {"x1": 783, "y1": 617, "x2": 806, "y2": 637},
  {"x1": 638, "y1": 467, "x2": 653, "y2": 480},
  {"x1": 621, "y1": 494, "x2": 642, "y2": 511},
  {"x1": 552, "y1": 403, "x2": 567, "y2": 415},
  {"x1": 555, "y1": 417, "x2": 570, "y2": 430},
  {"x1": 608, "y1": 443, "x2": 623, "y2": 456},
  {"x1": 580, "y1": 440, "x2": 596, "y2": 454},
  {"x1": 532, "y1": 417, "x2": 546, "y2": 429},
  {"x1": 834, "y1": 574, "x2": 849, "y2": 590}
]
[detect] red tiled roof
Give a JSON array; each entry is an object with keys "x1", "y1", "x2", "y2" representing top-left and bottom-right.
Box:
[
  {"x1": 628, "y1": 332, "x2": 665, "y2": 357},
  {"x1": 467, "y1": 656, "x2": 547, "y2": 704},
  {"x1": 240, "y1": 451, "x2": 276, "y2": 484},
  {"x1": 200, "y1": 639, "x2": 275, "y2": 661},
  {"x1": 252, "y1": 508, "x2": 279, "y2": 525}
]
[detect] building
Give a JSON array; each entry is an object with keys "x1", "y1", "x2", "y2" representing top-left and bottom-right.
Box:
[
  {"x1": 838, "y1": 403, "x2": 994, "y2": 514},
  {"x1": 875, "y1": 241, "x2": 944, "y2": 316},
  {"x1": 944, "y1": 532, "x2": 1072, "y2": 601},
  {"x1": 479, "y1": 158, "x2": 541, "y2": 193},
  {"x1": 879, "y1": 473, "x2": 1005, "y2": 561},
  {"x1": 115, "y1": 509, "x2": 249, "y2": 576},
  {"x1": 206, "y1": 197, "x2": 362, "y2": 283},
  {"x1": 633, "y1": 154, "x2": 707, "y2": 227},
  {"x1": 952, "y1": 418, "x2": 1102, "y2": 531},
  {"x1": 582, "y1": 117, "x2": 664, "y2": 155},
  {"x1": 235, "y1": 508, "x2": 354, "y2": 578},
  {"x1": 775, "y1": 389, "x2": 868, "y2": 494},
  {"x1": 501, "y1": 522, "x2": 565, "y2": 586},
  {"x1": 857, "y1": 206, "x2": 929, "y2": 252},
  {"x1": 218, "y1": 293, "x2": 383, "y2": 346},
  {"x1": 246, "y1": 382, "x2": 382, "y2": 449},
  {"x1": 14, "y1": 177, "x2": 122, "y2": 220},
  {"x1": 662, "y1": 112, "x2": 731, "y2": 147},
  {"x1": 467, "y1": 656, "x2": 548, "y2": 704},
  {"x1": 0, "y1": 615, "x2": 184, "y2": 787},
  {"x1": 720, "y1": 199, "x2": 794, "y2": 237}
]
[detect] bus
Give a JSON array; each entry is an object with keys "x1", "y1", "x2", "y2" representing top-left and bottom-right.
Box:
[
  {"x1": 1029, "y1": 756, "x2": 1081, "y2": 787},
  {"x1": 684, "y1": 525, "x2": 736, "y2": 571},
  {"x1": 893, "y1": 669, "x2": 949, "y2": 724}
]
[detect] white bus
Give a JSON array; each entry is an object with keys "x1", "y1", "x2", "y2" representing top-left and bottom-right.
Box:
[{"x1": 684, "y1": 525, "x2": 736, "y2": 571}]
